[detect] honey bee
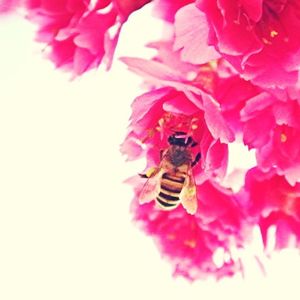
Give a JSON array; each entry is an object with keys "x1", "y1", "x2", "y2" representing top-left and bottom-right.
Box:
[{"x1": 139, "y1": 132, "x2": 201, "y2": 215}]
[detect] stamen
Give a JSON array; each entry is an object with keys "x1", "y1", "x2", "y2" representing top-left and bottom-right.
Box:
[
  {"x1": 262, "y1": 37, "x2": 272, "y2": 45},
  {"x1": 270, "y1": 30, "x2": 278, "y2": 38},
  {"x1": 184, "y1": 239, "x2": 197, "y2": 248}
]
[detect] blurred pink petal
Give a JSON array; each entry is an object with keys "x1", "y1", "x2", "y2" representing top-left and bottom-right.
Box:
[
  {"x1": 22, "y1": 0, "x2": 151, "y2": 74},
  {"x1": 0, "y1": 0, "x2": 20, "y2": 13},
  {"x1": 244, "y1": 168, "x2": 300, "y2": 249}
]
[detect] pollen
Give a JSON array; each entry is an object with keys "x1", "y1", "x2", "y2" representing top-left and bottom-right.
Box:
[
  {"x1": 280, "y1": 133, "x2": 287, "y2": 143},
  {"x1": 140, "y1": 129, "x2": 155, "y2": 143},
  {"x1": 209, "y1": 60, "x2": 218, "y2": 70},
  {"x1": 184, "y1": 239, "x2": 197, "y2": 248},
  {"x1": 270, "y1": 30, "x2": 278, "y2": 38},
  {"x1": 262, "y1": 37, "x2": 272, "y2": 45}
]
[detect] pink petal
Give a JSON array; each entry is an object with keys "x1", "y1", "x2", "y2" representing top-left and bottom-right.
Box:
[
  {"x1": 202, "y1": 93, "x2": 235, "y2": 143},
  {"x1": 0, "y1": 0, "x2": 19, "y2": 13},
  {"x1": 120, "y1": 57, "x2": 186, "y2": 83},
  {"x1": 205, "y1": 139, "x2": 228, "y2": 179},
  {"x1": 163, "y1": 93, "x2": 199, "y2": 115},
  {"x1": 174, "y1": 4, "x2": 220, "y2": 64},
  {"x1": 240, "y1": 0, "x2": 263, "y2": 22}
]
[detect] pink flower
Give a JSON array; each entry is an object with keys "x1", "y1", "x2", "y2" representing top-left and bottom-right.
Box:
[
  {"x1": 187, "y1": 0, "x2": 300, "y2": 88},
  {"x1": 131, "y1": 178, "x2": 246, "y2": 280},
  {"x1": 23, "y1": 0, "x2": 151, "y2": 74},
  {"x1": 121, "y1": 87, "x2": 229, "y2": 182},
  {"x1": 244, "y1": 168, "x2": 300, "y2": 250},
  {"x1": 241, "y1": 92, "x2": 300, "y2": 185}
]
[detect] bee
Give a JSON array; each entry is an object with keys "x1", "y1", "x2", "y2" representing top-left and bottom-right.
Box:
[{"x1": 139, "y1": 132, "x2": 201, "y2": 215}]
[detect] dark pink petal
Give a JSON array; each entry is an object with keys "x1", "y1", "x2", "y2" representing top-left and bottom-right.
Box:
[
  {"x1": 130, "y1": 87, "x2": 171, "y2": 128},
  {"x1": 240, "y1": 92, "x2": 275, "y2": 120},
  {"x1": 114, "y1": 0, "x2": 151, "y2": 20},
  {"x1": 152, "y1": 0, "x2": 194, "y2": 23},
  {"x1": 163, "y1": 93, "x2": 199, "y2": 115},
  {"x1": 240, "y1": 0, "x2": 263, "y2": 22}
]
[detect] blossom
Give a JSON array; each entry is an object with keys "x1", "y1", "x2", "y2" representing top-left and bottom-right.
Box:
[
  {"x1": 120, "y1": 51, "x2": 254, "y2": 278},
  {"x1": 244, "y1": 168, "x2": 300, "y2": 250},
  {"x1": 22, "y1": 0, "x2": 151, "y2": 74},
  {"x1": 241, "y1": 92, "x2": 300, "y2": 185},
  {"x1": 121, "y1": 87, "x2": 229, "y2": 183},
  {"x1": 130, "y1": 178, "x2": 246, "y2": 280},
  {"x1": 188, "y1": 1, "x2": 300, "y2": 88}
]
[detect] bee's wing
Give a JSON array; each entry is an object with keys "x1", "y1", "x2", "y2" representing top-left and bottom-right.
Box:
[
  {"x1": 180, "y1": 169, "x2": 198, "y2": 215},
  {"x1": 139, "y1": 167, "x2": 163, "y2": 204}
]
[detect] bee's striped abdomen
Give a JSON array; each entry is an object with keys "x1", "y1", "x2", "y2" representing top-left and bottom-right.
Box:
[{"x1": 156, "y1": 172, "x2": 186, "y2": 210}]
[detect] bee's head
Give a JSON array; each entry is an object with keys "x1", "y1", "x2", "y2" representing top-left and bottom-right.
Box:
[{"x1": 168, "y1": 132, "x2": 197, "y2": 148}]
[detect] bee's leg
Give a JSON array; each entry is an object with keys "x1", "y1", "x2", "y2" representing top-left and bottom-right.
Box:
[
  {"x1": 191, "y1": 152, "x2": 201, "y2": 167},
  {"x1": 185, "y1": 136, "x2": 193, "y2": 146},
  {"x1": 185, "y1": 136, "x2": 198, "y2": 147},
  {"x1": 139, "y1": 173, "x2": 149, "y2": 178},
  {"x1": 160, "y1": 149, "x2": 164, "y2": 160},
  {"x1": 139, "y1": 167, "x2": 160, "y2": 178}
]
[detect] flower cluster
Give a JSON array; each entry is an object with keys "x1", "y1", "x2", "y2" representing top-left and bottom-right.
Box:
[{"x1": 5, "y1": 0, "x2": 300, "y2": 280}]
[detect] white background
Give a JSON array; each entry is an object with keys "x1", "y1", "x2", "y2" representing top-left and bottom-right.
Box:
[{"x1": 0, "y1": 5, "x2": 299, "y2": 300}]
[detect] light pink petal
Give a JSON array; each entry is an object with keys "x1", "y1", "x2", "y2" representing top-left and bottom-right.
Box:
[
  {"x1": 202, "y1": 93, "x2": 235, "y2": 143},
  {"x1": 120, "y1": 134, "x2": 144, "y2": 161},
  {"x1": 174, "y1": 4, "x2": 220, "y2": 64},
  {"x1": 0, "y1": 0, "x2": 19, "y2": 13},
  {"x1": 73, "y1": 47, "x2": 95, "y2": 75},
  {"x1": 120, "y1": 56, "x2": 186, "y2": 83},
  {"x1": 205, "y1": 139, "x2": 228, "y2": 179}
]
